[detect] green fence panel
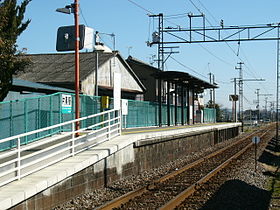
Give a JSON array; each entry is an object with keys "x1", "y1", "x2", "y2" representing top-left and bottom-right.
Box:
[
  {"x1": 1, "y1": 91, "x2": 215, "y2": 150},
  {"x1": 203, "y1": 108, "x2": 216, "y2": 123}
]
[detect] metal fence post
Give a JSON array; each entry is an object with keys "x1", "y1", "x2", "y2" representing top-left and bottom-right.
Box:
[{"x1": 17, "y1": 137, "x2": 21, "y2": 180}]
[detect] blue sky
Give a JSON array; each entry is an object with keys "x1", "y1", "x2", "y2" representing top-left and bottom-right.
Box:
[{"x1": 17, "y1": 0, "x2": 280, "y2": 110}]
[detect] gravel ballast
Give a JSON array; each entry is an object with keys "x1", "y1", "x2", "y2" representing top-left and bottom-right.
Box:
[{"x1": 54, "y1": 129, "x2": 279, "y2": 209}]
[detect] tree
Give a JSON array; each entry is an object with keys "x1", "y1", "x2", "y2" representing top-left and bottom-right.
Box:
[{"x1": 0, "y1": 0, "x2": 31, "y2": 101}]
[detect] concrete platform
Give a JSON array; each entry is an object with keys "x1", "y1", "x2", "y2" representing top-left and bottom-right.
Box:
[{"x1": 0, "y1": 122, "x2": 241, "y2": 210}]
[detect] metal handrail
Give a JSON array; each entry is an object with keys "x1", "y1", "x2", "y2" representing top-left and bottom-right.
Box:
[{"x1": 0, "y1": 109, "x2": 121, "y2": 187}]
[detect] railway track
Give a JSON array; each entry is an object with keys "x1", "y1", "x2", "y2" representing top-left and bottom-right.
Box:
[{"x1": 97, "y1": 124, "x2": 275, "y2": 210}]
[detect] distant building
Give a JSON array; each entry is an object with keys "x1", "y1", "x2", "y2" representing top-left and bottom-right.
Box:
[
  {"x1": 127, "y1": 56, "x2": 218, "y2": 124},
  {"x1": 16, "y1": 51, "x2": 146, "y2": 100},
  {"x1": 126, "y1": 56, "x2": 160, "y2": 102}
]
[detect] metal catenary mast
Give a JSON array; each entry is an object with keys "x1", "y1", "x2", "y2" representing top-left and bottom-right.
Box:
[{"x1": 148, "y1": 13, "x2": 280, "y2": 147}]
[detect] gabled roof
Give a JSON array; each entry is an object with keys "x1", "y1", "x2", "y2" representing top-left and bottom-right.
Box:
[
  {"x1": 126, "y1": 56, "x2": 160, "y2": 72},
  {"x1": 153, "y1": 70, "x2": 218, "y2": 91},
  {"x1": 17, "y1": 52, "x2": 113, "y2": 83},
  {"x1": 16, "y1": 51, "x2": 146, "y2": 93},
  {"x1": 114, "y1": 53, "x2": 146, "y2": 92},
  {"x1": 126, "y1": 56, "x2": 217, "y2": 92},
  {"x1": 12, "y1": 78, "x2": 75, "y2": 94}
]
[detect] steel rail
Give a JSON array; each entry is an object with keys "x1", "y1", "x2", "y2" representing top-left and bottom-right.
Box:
[
  {"x1": 97, "y1": 125, "x2": 273, "y2": 210},
  {"x1": 159, "y1": 127, "x2": 273, "y2": 210}
]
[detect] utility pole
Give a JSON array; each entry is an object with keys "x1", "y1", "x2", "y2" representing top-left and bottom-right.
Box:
[
  {"x1": 235, "y1": 62, "x2": 244, "y2": 122},
  {"x1": 213, "y1": 74, "x2": 216, "y2": 107},
  {"x1": 270, "y1": 101, "x2": 275, "y2": 121},
  {"x1": 255, "y1": 89, "x2": 260, "y2": 122},
  {"x1": 265, "y1": 97, "x2": 268, "y2": 120},
  {"x1": 234, "y1": 61, "x2": 264, "y2": 124},
  {"x1": 258, "y1": 93, "x2": 273, "y2": 121},
  {"x1": 74, "y1": 0, "x2": 80, "y2": 132},
  {"x1": 208, "y1": 73, "x2": 213, "y2": 107},
  {"x1": 277, "y1": 25, "x2": 280, "y2": 150},
  {"x1": 208, "y1": 72, "x2": 216, "y2": 108},
  {"x1": 232, "y1": 78, "x2": 238, "y2": 122},
  {"x1": 56, "y1": 0, "x2": 80, "y2": 133}
]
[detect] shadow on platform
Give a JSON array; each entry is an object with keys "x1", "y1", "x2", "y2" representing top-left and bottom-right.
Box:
[{"x1": 201, "y1": 179, "x2": 271, "y2": 210}]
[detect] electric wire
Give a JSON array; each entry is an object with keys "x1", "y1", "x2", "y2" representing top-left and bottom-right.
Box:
[
  {"x1": 188, "y1": 0, "x2": 204, "y2": 15},
  {"x1": 170, "y1": 56, "x2": 208, "y2": 79},
  {"x1": 189, "y1": 0, "x2": 259, "y2": 108},
  {"x1": 147, "y1": 17, "x2": 151, "y2": 42},
  {"x1": 80, "y1": 5, "x2": 116, "y2": 50},
  {"x1": 240, "y1": 47, "x2": 271, "y2": 94},
  {"x1": 127, "y1": 0, "x2": 237, "y2": 88},
  {"x1": 127, "y1": 0, "x2": 153, "y2": 15},
  {"x1": 128, "y1": 0, "x2": 235, "y2": 84},
  {"x1": 170, "y1": 55, "x2": 229, "y2": 85},
  {"x1": 79, "y1": 5, "x2": 89, "y2": 27},
  {"x1": 189, "y1": 0, "x2": 272, "y2": 102},
  {"x1": 189, "y1": 0, "x2": 270, "y2": 84},
  {"x1": 164, "y1": 12, "x2": 189, "y2": 18},
  {"x1": 196, "y1": 0, "x2": 219, "y2": 26},
  {"x1": 127, "y1": 0, "x2": 232, "y2": 69}
]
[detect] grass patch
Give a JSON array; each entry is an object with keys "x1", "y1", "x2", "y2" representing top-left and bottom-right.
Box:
[{"x1": 267, "y1": 171, "x2": 280, "y2": 193}]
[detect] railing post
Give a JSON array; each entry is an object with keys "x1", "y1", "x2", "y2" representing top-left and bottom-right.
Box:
[
  {"x1": 9, "y1": 101, "x2": 13, "y2": 149},
  {"x1": 108, "y1": 112, "x2": 111, "y2": 140},
  {"x1": 119, "y1": 110, "x2": 122, "y2": 135},
  {"x1": 17, "y1": 137, "x2": 21, "y2": 180},
  {"x1": 10, "y1": 101, "x2": 13, "y2": 137},
  {"x1": 37, "y1": 98, "x2": 41, "y2": 139},
  {"x1": 50, "y1": 96, "x2": 53, "y2": 134},
  {"x1": 71, "y1": 122, "x2": 75, "y2": 156},
  {"x1": 24, "y1": 100, "x2": 28, "y2": 144}
]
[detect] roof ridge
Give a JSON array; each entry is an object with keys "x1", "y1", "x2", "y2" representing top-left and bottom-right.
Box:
[{"x1": 23, "y1": 51, "x2": 116, "y2": 56}]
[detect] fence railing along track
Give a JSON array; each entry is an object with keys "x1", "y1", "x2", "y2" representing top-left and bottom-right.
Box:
[{"x1": 0, "y1": 109, "x2": 121, "y2": 188}]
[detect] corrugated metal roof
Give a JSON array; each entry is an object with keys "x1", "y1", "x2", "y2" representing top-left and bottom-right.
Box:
[
  {"x1": 153, "y1": 71, "x2": 218, "y2": 89},
  {"x1": 17, "y1": 52, "x2": 113, "y2": 83},
  {"x1": 16, "y1": 51, "x2": 146, "y2": 93},
  {"x1": 12, "y1": 78, "x2": 75, "y2": 93}
]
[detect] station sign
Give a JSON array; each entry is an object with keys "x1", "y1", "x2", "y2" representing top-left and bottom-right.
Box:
[
  {"x1": 229, "y1": 94, "x2": 238, "y2": 101},
  {"x1": 252, "y1": 136, "x2": 260, "y2": 144},
  {"x1": 61, "y1": 94, "x2": 72, "y2": 114},
  {"x1": 122, "y1": 99, "x2": 128, "y2": 115}
]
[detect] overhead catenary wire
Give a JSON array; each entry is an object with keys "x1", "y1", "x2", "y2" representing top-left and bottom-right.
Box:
[
  {"x1": 188, "y1": 0, "x2": 268, "y2": 81},
  {"x1": 188, "y1": 0, "x2": 269, "y2": 108},
  {"x1": 127, "y1": 0, "x2": 236, "y2": 86},
  {"x1": 128, "y1": 0, "x2": 234, "y2": 69},
  {"x1": 188, "y1": 0, "x2": 273, "y2": 101}
]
